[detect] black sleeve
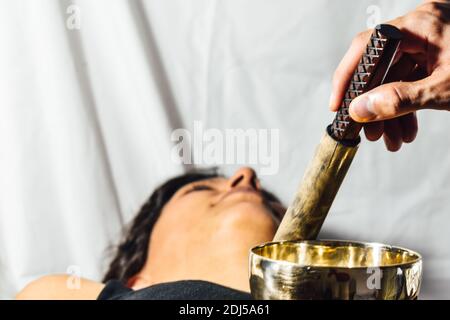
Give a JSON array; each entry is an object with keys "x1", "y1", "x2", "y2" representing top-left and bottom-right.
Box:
[{"x1": 97, "y1": 280, "x2": 133, "y2": 300}]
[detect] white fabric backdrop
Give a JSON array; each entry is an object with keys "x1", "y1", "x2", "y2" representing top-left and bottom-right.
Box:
[{"x1": 1, "y1": 0, "x2": 449, "y2": 299}]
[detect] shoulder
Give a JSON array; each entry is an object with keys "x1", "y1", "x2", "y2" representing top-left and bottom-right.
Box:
[{"x1": 15, "y1": 274, "x2": 105, "y2": 300}]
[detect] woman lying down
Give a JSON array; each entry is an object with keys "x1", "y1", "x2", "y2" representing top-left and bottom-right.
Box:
[{"x1": 16, "y1": 167, "x2": 286, "y2": 299}]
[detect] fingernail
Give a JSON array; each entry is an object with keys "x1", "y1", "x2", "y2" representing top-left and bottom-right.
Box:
[{"x1": 350, "y1": 95, "x2": 376, "y2": 121}]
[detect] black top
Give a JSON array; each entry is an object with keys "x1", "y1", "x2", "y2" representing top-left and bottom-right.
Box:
[{"x1": 97, "y1": 280, "x2": 253, "y2": 300}]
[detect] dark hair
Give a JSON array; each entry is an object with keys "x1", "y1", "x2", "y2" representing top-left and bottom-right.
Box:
[{"x1": 102, "y1": 169, "x2": 220, "y2": 283}]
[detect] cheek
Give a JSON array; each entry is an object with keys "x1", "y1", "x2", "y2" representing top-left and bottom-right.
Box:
[{"x1": 152, "y1": 198, "x2": 213, "y2": 240}]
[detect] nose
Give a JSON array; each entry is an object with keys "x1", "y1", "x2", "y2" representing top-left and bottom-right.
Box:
[{"x1": 228, "y1": 167, "x2": 260, "y2": 190}]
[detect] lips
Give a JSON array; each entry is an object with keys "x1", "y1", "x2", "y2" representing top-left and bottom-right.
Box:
[
  {"x1": 210, "y1": 187, "x2": 283, "y2": 223},
  {"x1": 215, "y1": 187, "x2": 262, "y2": 204},
  {"x1": 225, "y1": 187, "x2": 261, "y2": 199}
]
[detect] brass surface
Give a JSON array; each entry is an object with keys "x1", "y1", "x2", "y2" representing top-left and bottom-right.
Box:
[
  {"x1": 249, "y1": 240, "x2": 422, "y2": 300},
  {"x1": 273, "y1": 129, "x2": 359, "y2": 241}
]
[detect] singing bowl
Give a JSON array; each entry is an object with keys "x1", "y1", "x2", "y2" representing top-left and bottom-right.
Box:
[{"x1": 249, "y1": 240, "x2": 422, "y2": 300}]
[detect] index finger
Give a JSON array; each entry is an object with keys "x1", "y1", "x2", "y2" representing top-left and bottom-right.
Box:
[{"x1": 329, "y1": 30, "x2": 372, "y2": 111}]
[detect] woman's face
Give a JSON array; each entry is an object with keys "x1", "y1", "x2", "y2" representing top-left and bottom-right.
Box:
[{"x1": 145, "y1": 167, "x2": 285, "y2": 289}]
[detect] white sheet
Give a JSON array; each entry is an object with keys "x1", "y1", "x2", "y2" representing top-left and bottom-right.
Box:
[{"x1": 1, "y1": 0, "x2": 449, "y2": 299}]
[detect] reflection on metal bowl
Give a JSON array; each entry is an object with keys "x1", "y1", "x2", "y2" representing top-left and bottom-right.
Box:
[{"x1": 249, "y1": 240, "x2": 422, "y2": 300}]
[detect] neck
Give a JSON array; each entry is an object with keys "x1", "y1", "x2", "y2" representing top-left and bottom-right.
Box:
[{"x1": 131, "y1": 246, "x2": 251, "y2": 292}]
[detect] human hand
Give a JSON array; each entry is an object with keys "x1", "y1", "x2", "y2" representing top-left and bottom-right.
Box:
[{"x1": 330, "y1": 1, "x2": 450, "y2": 151}]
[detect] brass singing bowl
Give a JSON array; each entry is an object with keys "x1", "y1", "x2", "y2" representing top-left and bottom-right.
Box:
[{"x1": 249, "y1": 240, "x2": 422, "y2": 300}]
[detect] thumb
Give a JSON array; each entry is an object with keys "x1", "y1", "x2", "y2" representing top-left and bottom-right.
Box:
[{"x1": 348, "y1": 80, "x2": 427, "y2": 122}]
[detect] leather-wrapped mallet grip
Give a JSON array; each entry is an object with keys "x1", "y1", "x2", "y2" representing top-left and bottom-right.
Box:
[{"x1": 330, "y1": 24, "x2": 403, "y2": 141}]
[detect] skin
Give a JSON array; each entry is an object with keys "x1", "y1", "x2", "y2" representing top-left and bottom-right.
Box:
[
  {"x1": 330, "y1": 0, "x2": 450, "y2": 151},
  {"x1": 16, "y1": 167, "x2": 285, "y2": 299}
]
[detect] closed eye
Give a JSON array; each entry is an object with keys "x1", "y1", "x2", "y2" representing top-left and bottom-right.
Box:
[{"x1": 183, "y1": 184, "x2": 215, "y2": 196}]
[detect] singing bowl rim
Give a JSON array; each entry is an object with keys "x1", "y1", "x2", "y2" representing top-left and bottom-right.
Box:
[{"x1": 250, "y1": 239, "x2": 422, "y2": 269}]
